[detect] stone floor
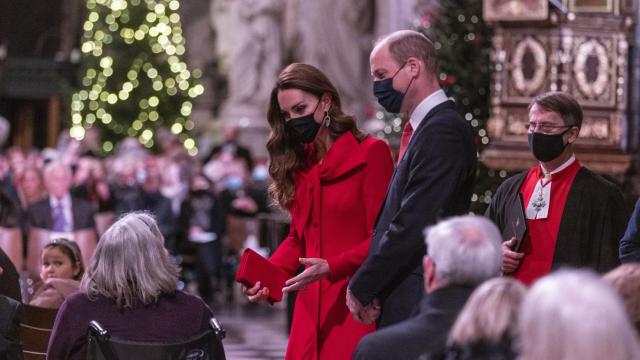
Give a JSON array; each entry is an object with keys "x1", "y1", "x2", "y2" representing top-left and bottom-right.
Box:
[{"x1": 212, "y1": 298, "x2": 290, "y2": 360}]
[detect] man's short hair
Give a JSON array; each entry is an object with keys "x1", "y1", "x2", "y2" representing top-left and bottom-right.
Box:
[
  {"x1": 379, "y1": 30, "x2": 438, "y2": 75},
  {"x1": 424, "y1": 215, "x2": 502, "y2": 287},
  {"x1": 529, "y1": 91, "x2": 583, "y2": 128}
]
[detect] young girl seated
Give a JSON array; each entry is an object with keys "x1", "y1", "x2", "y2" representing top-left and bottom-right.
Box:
[{"x1": 29, "y1": 238, "x2": 84, "y2": 309}]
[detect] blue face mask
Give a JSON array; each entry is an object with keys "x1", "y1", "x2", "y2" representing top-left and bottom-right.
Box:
[
  {"x1": 225, "y1": 175, "x2": 244, "y2": 191},
  {"x1": 373, "y1": 62, "x2": 413, "y2": 114},
  {"x1": 252, "y1": 165, "x2": 269, "y2": 182}
]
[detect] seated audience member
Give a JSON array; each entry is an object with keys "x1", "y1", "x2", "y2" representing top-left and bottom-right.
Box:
[
  {"x1": 0, "y1": 190, "x2": 22, "y2": 274},
  {"x1": 27, "y1": 161, "x2": 97, "y2": 276},
  {"x1": 180, "y1": 174, "x2": 226, "y2": 303},
  {"x1": 604, "y1": 263, "x2": 640, "y2": 334},
  {"x1": 0, "y1": 292, "x2": 21, "y2": 360},
  {"x1": 0, "y1": 249, "x2": 20, "y2": 302},
  {"x1": 30, "y1": 238, "x2": 83, "y2": 309},
  {"x1": 435, "y1": 277, "x2": 526, "y2": 360},
  {"x1": 47, "y1": 212, "x2": 214, "y2": 360},
  {"x1": 520, "y1": 269, "x2": 640, "y2": 360},
  {"x1": 353, "y1": 216, "x2": 503, "y2": 360},
  {"x1": 620, "y1": 198, "x2": 640, "y2": 263}
]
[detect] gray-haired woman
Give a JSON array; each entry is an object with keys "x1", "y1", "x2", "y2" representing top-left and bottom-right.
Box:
[{"x1": 47, "y1": 212, "x2": 213, "y2": 360}]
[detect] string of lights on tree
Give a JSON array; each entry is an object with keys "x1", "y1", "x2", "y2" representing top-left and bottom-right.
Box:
[
  {"x1": 69, "y1": 0, "x2": 204, "y2": 156},
  {"x1": 418, "y1": 0, "x2": 512, "y2": 213}
]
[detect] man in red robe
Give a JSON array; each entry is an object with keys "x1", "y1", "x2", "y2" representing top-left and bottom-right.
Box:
[{"x1": 486, "y1": 91, "x2": 628, "y2": 285}]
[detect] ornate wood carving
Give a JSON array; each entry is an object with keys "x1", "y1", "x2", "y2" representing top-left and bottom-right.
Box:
[{"x1": 484, "y1": 3, "x2": 634, "y2": 175}]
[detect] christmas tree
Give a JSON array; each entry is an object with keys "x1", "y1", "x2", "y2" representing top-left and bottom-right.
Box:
[
  {"x1": 419, "y1": 0, "x2": 512, "y2": 214},
  {"x1": 69, "y1": 0, "x2": 203, "y2": 156}
]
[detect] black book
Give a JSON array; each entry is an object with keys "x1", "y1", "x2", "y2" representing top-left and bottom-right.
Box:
[{"x1": 502, "y1": 193, "x2": 528, "y2": 253}]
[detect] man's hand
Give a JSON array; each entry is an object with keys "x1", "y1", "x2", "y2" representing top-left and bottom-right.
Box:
[
  {"x1": 347, "y1": 290, "x2": 381, "y2": 323},
  {"x1": 282, "y1": 258, "x2": 329, "y2": 293},
  {"x1": 359, "y1": 298, "x2": 381, "y2": 324},
  {"x1": 502, "y1": 237, "x2": 524, "y2": 274}
]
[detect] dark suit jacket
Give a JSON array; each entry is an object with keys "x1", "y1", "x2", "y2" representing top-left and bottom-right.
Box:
[
  {"x1": 27, "y1": 195, "x2": 96, "y2": 231},
  {"x1": 353, "y1": 285, "x2": 474, "y2": 360},
  {"x1": 620, "y1": 199, "x2": 640, "y2": 263},
  {"x1": 349, "y1": 100, "x2": 477, "y2": 327},
  {"x1": 0, "y1": 294, "x2": 22, "y2": 360}
]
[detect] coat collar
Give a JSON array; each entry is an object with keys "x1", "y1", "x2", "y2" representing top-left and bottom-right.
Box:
[
  {"x1": 318, "y1": 132, "x2": 366, "y2": 181},
  {"x1": 290, "y1": 132, "x2": 367, "y2": 236}
]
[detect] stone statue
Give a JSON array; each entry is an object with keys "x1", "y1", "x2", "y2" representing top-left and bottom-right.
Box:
[
  {"x1": 229, "y1": 0, "x2": 285, "y2": 108},
  {"x1": 295, "y1": 0, "x2": 375, "y2": 120}
]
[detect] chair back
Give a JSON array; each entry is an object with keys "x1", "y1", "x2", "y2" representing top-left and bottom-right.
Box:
[
  {"x1": 20, "y1": 304, "x2": 58, "y2": 360},
  {"x1": 86, "y1": 318, "x2": 226, "y2": 360}
]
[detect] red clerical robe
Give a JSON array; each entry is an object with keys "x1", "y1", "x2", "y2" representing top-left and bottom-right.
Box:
[
  {"x1": 269, "y1": 132, "x2": 394, "y2": 360},
  {"x1": 515, "y1": 160, "x2": 581, "y2": 285}
]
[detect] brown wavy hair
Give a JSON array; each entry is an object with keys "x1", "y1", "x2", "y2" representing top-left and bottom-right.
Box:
[{"x1": 267, "y1": 63, "x2": 366, "y2": 209}]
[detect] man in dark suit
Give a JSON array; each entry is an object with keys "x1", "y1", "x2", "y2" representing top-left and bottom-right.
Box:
[
  {"x1": 353, "y1": 216, "x2": 503, "y2": 360},
  {"x1": 347, "y1": 30, "x2": 477, "y2": 327},
  {"x1": 27, "y1": 161, "x2": 96, "y2": 276}
]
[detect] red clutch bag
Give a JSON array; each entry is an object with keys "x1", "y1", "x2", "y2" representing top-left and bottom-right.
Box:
[{"x1": 235, "y1": 248, "x2": 289, "y2": 304}]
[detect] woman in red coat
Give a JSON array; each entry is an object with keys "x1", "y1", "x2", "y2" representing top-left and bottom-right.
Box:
[{"x1": 244, "y1": 63, "x2": 394, "y2": 359}]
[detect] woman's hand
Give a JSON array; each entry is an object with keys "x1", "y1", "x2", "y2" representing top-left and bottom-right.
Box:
[
  {"x1": 283, "y1": 258, "x2": 330, "y2": 293},
  {"x1": 242, "y1": 281, "x2": 270, "y2": 303}
]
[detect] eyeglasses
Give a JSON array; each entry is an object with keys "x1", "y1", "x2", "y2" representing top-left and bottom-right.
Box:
[{"x1": 525, "y1": 123, "x2": 574, "y2": 134}]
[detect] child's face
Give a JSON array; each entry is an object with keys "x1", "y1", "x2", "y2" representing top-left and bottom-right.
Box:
[{"x1": 40, "y1": 247, "x2": 79, "y2": 281}]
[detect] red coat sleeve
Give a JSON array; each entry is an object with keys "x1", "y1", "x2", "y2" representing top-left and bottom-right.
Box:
[
  {"x1": 326, "y1": 140, "x2": 393, "y2": 281},
  {"x1": 269, "y1": 218, "x2": 305, "y2": 277}
]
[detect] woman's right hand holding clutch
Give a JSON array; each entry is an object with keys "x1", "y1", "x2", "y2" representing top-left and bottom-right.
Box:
[{"x1": 242, "y1": 281, "x2": 270, "y2": 303}]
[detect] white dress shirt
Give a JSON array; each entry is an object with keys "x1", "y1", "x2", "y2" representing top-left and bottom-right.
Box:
[
  {"x1": 49, "y1": 194, "x2": 74, "y2": 232},
  {"x1": 408, "y1": 89, "x2": 449, "y2": 134}
]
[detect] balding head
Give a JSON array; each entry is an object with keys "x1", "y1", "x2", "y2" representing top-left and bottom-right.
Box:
[{"x1": 373, "y1": 30, "x2": 438, "y2": 76}]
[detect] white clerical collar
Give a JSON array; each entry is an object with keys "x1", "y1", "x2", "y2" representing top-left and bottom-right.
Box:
[
  {"x1": 409, "y1": 89, "x2": 449, "y2": 131},
  {"x1": 541, "y1": 154, "x2": 576, "y2": 177},
  {"x1": 526, "y1": 154, "x2": 576, "y2": 220}
]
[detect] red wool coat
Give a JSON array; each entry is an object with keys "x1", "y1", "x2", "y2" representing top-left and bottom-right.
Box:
[{"x1": 270, "y1": 132, "x2": 393, "y2": 360}]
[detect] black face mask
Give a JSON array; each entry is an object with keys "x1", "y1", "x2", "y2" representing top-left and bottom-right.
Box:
[
  {"x1": 373, "y1": 62, "x2": 413, "y2": 114},
  {"x1": 527, "y1": 129, "x2": 571, "y2": 162},
  {"x1": 285, "y1": 101, "x2": 321, "y2": 144}
]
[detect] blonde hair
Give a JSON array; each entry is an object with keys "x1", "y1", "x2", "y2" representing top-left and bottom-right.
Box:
[
  {"x1": 81, "y1": 212, "x2": 179, "y2": 308},
  {"x1": 520, "y1": 270, "x2": 640, "y2": 360},
  {"x1": 448, "y1": 277, "x2": 526, "y2": 346}
]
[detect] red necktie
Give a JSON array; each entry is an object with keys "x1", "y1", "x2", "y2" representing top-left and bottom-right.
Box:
[{"x1": 398, "y1": 122, "x2": 413, "y2": 164}]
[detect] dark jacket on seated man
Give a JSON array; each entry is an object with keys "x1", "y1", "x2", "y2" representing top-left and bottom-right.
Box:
[
  {"x1": 0, "y1": 294, "x2": 22, "y2": 360},
  {"x1": 27, "y1": 196, "x2": 96, "y2": 231},
  {"x1": 47, "y1": 291, "x2": 212, "y2": 360},
  {"x1": 353, "y1": 286, "x2": 474, "y2": 360},
  {"x1": 620, "y1": 199, "x2": 640, "y2": 263},
  {"x1": 353, "y1": 216, "x2": 504, "y2": 360}
]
